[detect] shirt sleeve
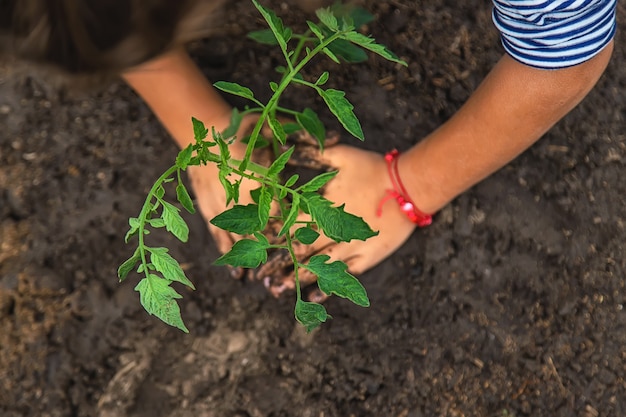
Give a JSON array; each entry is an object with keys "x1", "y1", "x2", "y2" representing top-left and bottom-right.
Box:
[{"x1": 492, "y1": 0, "x2": 617, "y2": 69}]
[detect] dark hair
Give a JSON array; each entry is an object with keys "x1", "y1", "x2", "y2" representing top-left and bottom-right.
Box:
[{"x1": 0, "y1": 0, "x2": 223, "y2": 79}]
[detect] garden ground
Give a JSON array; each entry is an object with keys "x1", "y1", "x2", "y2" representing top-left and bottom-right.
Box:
[{"x1": 1, "y1": 1, "x2": 625, "y2": 416}]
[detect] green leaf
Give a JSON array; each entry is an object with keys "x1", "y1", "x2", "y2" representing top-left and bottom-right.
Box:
[
  {"x1": 341, "y1": 32, "x2": 407, "y2": 66},
  {"x1": 304, "y1": 255, "x2": 369, "y2": 307},
  {"x1": 251, "y1": 0, "x2": 289, "y2": 53},
  {"x1": 214, "y1": 81, "x2": 256, "y2": 101},
  {"x1": 148, "y1": 247, "x2": 195, "y2": 289},
  {"x1": 214, "y1": 238, "x2": 269, "y2": 268},
  {"x1": 176, "y1": 145, "x2": 194, "y2": 169},
  {"x1": 268, "y1": 147, "x2": 294, "y2": 178},
  {"x1": 322, "y1": 47, "x2": 341, "y2": 64},
  {"x1": 283, "y1": 123, "x2": 301, "y2": 135},
  {"x1": 247, "y1": 29, "x2": 279, "y2": 45},
  {"x1": 285, "y1": 174, "x2": 299, "y2": 188},
  {"x1": 218, "y1": 170, "x2": 235, "y2": 205},
  {"x1": 316, "y1": 8, "x2": 339, "y2": 31},
  {"x1": 135, "y1": 277, "x2": 188, "y2": 333},
  {"x1": 118, "y1": 248, "x2": 140, "y2": 282},
  {"x1": 192, "y1": 117, "x2": 208, "y2": 141},
  {"x1": 155, "y1": 185, "x2": 165, "y2": 199},
  {"x1": 125, "y1": 218, "x2": 140, "y2": 243},
  {"x1": 327, "y1": 39, "x2": 368, "y2": 63},
  {"x1": 221, "y1": 108, "x2": 243, "y2": 139},
  {"x1": 176, "y1": 183, "x2": 195, "y2": 214},
  {"x1": 296, "y1": 108, "x2": 326, "y2": 150},
  {"x1": 258, "y1": 187, "x2": 272, "y2": 230},
  {"x1": 319, "y1": 89, "x2": 363, "y2": 140},
  {"x1": 295, "y1": 299, "x2": 329, "y2": 332},
  {"x1": 268, "y1": 114, "x2": 286, "y2": 145},
  {"x1": 278, "y1": 194, "x2": 300, "y2": 236},
  {"x1": 307, "y1": 21, "x2": 325, "y2": 41},
  {"x1": 295, "y1": 227, "x2": 320, "y2": 245},
  {"x1": 299, "y1": 171, "x2": 337, "y2": 193},
  {"x1": 315, "y1": 71, "x2": 330, "y2": 86},
  {"x1": 148, "y1": 218, "x2": 166, "y2": 228},
  {"x1": 335, "y1": 6, "x2": 374, "y2": 28},
  {"x1": 304, "y1": 193, "x2": 378, "y2": 242},
  {"x1": 210, "y1": 204, "x2": 260, "y2": 235},
  {"x1": 250, "y1": 187, "x2": 262, "y2": 204},
  {"x1": 161, "y1": 201, "x2": 189, "y2": 242}
]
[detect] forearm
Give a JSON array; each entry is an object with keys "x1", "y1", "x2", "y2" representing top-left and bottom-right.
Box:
[
  {"x1": 401, "y1": 41, "x2": 614, "y2": 214},
  {"x1": 121, "y1": 48, "x2": 232, "y2": 149}
]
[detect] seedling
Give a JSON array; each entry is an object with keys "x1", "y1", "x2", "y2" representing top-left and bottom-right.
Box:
[{"x1": 118, "y1": 0, "x2": 407, "y2": 332}]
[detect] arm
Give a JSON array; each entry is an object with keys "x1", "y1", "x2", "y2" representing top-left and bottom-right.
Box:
[
  {"x1": 121, "y1": 48, "x2": 234, "y2": 150},
  {"x1": 400, "y1": 42, "x2": 615, "y2": 214}
]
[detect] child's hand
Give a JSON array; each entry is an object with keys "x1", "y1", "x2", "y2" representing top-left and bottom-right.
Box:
[{"x1": 252, "y1": 142, "x2": 420, "y2": 300}]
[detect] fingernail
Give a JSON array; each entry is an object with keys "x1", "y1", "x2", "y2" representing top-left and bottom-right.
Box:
[
  {"x1": 263, "y1": 276, "x2": 271, "y2": 288},
  {"x1": 308, "y1": 289, "x2": 326, "y2": 303}
]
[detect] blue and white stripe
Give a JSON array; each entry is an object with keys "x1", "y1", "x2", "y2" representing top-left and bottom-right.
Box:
[{"x1": 492, "y1": 0, "x2": 617, "y2": 69}]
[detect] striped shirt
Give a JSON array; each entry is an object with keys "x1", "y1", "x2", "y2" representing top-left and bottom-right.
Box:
[{"x1": 492, "y1": 0, "x2": 617, "y2": 69}]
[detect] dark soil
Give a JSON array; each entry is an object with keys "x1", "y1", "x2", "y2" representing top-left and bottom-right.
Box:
[{"x1": 1, "y1": 1, "x2": 625, "y2": 416}]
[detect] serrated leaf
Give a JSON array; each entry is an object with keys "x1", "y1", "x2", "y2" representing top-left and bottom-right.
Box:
[
  {"x1": 304, "y1": 193, "x2": 377, "y2": 242},
  {"x1": 296, "y1": 108, "x2": 326, "y2": 150},
  {"x1": 295, "y1": 299, "x2": 329, "y2": 332},
  {"x1": 176, "y1": 145, "x2": 194, "y2": 169},
  {"x1": 307, "y1": 21, "x2": 325, "y2": 41},
  {"x1": 295, "y1": 227, "x2": 320, "y2": 245},
  {"x1": 341, "y1": 32, "x2": 407, "y2": 66},
  {"x1": 268, "y1": 115, "x2": 286, "y2": 145},
  {"x1": 315, "y1": 71, "x2": 330, "y2": 86},
  {"x1": 268, "y1": 147, "x2": 294, "y2": 178},
  {"x1": 214, "y1": 238, "x2": 269, "y2": 268},
  {"x1": 251, "y1": 0, "x2": 288, "y2": 53},
  {"x1": 299, "y1": 171, "x2": 337, "y2": 193},
  {"x1": 221, "y1": 108, "x2": 243, "y2": 139},
  {"x1": 319, "y1": 89, "x2": 363, "y2": 140},
  {"x1": 148, "y1": 247, "x2": 195, "y2": 289},
  {"x1": 247, "y1": 29, "x2": 279, "y2": 45},
  {"x1": 316, "y1": 8, "x2": 339, "y2": 31},
  {"x1": 258, "y1": 187, "x2": 272, "y2": 230},
  {"x1": 176, "y1": 183, "x2": 195, "y2": 214},
  {"x1": 210, "y1": 204, "x2": 260, "y2": 235},
  {"x1": 214, "y1": 81, "x2": 256, "y2": 101},
  {"x1": 118, "y1": 248, "x2": 140, "y2": 282},
  {"x1": 304, "y1": 255, "x2": 369, "y2": 307},
  {"x1": 161, "y1": 201, "x2": 189, "y2": 242},
  {"x1": 192, "y1": 117, "x2": 208, "y2": 141},
  {"x1": 278, "y1": 194, "x2": 300, "y2": 236},
  {"x1": 134, "y1": 277, "x2": 188, "y2": 333},
  {"x1": 327, "y1": 39, "x2": 368, "y2": 63}
]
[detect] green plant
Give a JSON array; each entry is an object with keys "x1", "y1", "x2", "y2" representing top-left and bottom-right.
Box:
[{"x1": 118, "y1": 0, "x2": 407, "y2": 333}]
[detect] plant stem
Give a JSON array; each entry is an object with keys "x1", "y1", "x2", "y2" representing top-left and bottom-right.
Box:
[
  {"x1": 239, "y1": 30, "x2": 346, "y2": 171},
  {"x1": 137, "y1": 165, "x2": 178, "y2": 279}
]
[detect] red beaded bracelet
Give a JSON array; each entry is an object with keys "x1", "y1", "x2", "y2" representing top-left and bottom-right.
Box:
[{"x1": 376, "y1": 149, "x2": 433, "y2": 227}]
